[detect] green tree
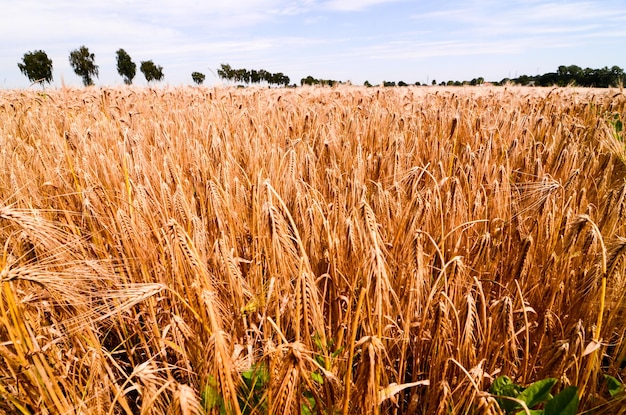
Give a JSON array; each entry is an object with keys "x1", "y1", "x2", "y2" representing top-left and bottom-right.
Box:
[
  {"x1": 301, "y1": 75, "x2": 317, "y2": 86},
  {"x1": 18, "y1": 50, "x2": 53, "y2": 86},
  {"x1": 233, "y1": 68, "x2": 250, "y2": 84},
  {"x1": 611, "y1": 65, "x2": 624, "y2": 87},
  {"x1": 250, "y1": 69, "x2": 262, "y2": 84},
  {"x1": 272, "y1": 72, "x2": 290, "y2": 87},
  {"x1": 116, "y1": 49, "x2": 136, "y2": 85},
  {"x1": 567, "y1": 65, "x2": 582, "y2": 83},
  {"x1": 217, "y1": 63, "x2": 234, "y2": 82},
  {"x1": 191, "y1": 71, "x2": 206, "y2": 85},
  {"x1": 258, "y1": 69, "x2": 270, "y2": 84},
  {"x1": 140, "y1": 60, "x2": 164, "y2": 83},
  {"x1": 69, "y1": 46, "x2": 99, "y2": 86}
]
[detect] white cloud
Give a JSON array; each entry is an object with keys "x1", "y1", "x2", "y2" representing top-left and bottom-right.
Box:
[
  {"x1": 323, "y1": 0, "x2": 403, "y2": 12},
  {"x1": 411, "y1": 1, "x2": 626, "y2": 37}
]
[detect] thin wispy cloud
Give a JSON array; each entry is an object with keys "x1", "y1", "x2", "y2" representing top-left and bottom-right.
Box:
[
  {"x1": 411, "y1": 1, "x2": 626, "y2": 40},
  {"x1": 323, "y1": 0, "x2": 404, "y2": 12},
  {"x1": 1, "y1": 0, "x2": 625, "y2": 88}
]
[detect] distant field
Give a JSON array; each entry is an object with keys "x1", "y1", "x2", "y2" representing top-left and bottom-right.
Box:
[{"x1": 1, "y1": 85, "x2": 625, "y2": 414}]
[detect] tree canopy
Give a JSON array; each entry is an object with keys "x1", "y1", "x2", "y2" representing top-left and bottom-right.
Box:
[
  {"x1": 191, "y1": 72, "x2": 206, "y2": 85},
  {"x1": 301, "y1": 75, "x2": 338, "y2": 87},
  {"x1": 18, "y1": 50, "x2": 53, "y2": 86},
  {"x1": 69, "y1": 46, "x2": 99, "y2": 86},
  {"x1": 506, "y1": 65, "x2": 624, "y2": 87},
  {"x1": 116, "y1": 49, "x2": 136, "y2": 85},
  {"x1": 140, "y1": 60, "x2": 164, "y2": 83},
  {"x1": 217, "y1": 63, "x2": 290, "y2": 87}
]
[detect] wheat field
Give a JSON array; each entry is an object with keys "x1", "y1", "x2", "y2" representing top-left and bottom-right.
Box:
[{"x1": 1, "y1": 85, "x2": 625, "y2": 414}]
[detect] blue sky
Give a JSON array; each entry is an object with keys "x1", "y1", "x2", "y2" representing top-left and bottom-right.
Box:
[{"x1": 2, "y1": 0, "x2": 626, "y2": 88}]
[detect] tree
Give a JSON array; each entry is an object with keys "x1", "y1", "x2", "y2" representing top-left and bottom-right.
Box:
[
  {"x1": 18, "y1": 50, "x2": 53, "y2": 86},
  {"x1": 116, "y1": 49, "x2": 136, "y2": 85},
  {"x1": 217, "y1": 63, "x2": 233, "y2": 82},
  {"x1": 191, "y1": 72, "x2": 206, "y2": 85},
  {"x1": 301, "y1": 75, "x2": 318, "y2": 86},
  {"x1": 610, "y1": 65, "x2": 624, "y2": 87},
  {"x1": 271, "y1": 72, "x2": 290, "y2": 87},
  {"x1": 250, "y1": 69, "x2": 260, "y2": 84},
  {"x1": 567, "y1": 65, "x2": 582, "y2": 83},
  {"x1": 69, "y1": 46, "x2": 99, "y2": 86},
  {"x1": 257, "y1": 69, "x2": 270, "y2": 84},
  {"x1": 229, "y1": 68, "x2": 249, "y2": 84},
  {"x1": 140, "y1": 60, "x2": 164, "y2": 83}
]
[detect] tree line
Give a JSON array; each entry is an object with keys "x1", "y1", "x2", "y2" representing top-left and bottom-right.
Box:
[
  {"x1": 216, "y1": 63, "x2": 290, "y2": 87},
  {"x1": 17, "y1": 49, "x2": 626, "y2": 89},
  {"x1": 18, "y1": 47, "x2": 168, "y2": 87},
  {"x1": 503, "y1": 65, "x2": 625, "y2": 88},
  {"x1": 300, "y1": 75, "x2": 341, "y2": 87}
]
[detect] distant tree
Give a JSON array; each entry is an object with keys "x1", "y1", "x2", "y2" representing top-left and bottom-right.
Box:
[
  {"x1": 18, "y1": 50, "x2": 53, "y2": 86},
  {"x1": 191, "y1": 71, "x2": 206, "y2": 85},
  {"x1": 398, "y1": 80, "x2": 408, "y2": 86},
  {"x1": 272, "y1": 72, "x2": 290, "y2": 87},
  {"x1": 611, "y1": 66, "x2": 625, "y2": 86},
  {"x1": 242, "y1": 69, "x2": 252, "y2": 84},
  {"x1": 364, "y1": 80, "x2": 372, "y2": 87},
  {"x1": 140, "y1": 60, "x2": 164, "y2": 83},
  {"x1": 301, "y1": 75, "x2": 317, "y2": 86},
  {"x1": 69, "y1": 46, "x2": 99, "y2": 86},
  {"x1": 555, "y1": 65, "x2": 580, "y2": 86},
  {"x1": 512, "y1": 65, "x2": 624, "y2": 88},
  {"x1": 537, "y1": 72, "x2": 558, "y2": 86},
  {"x1": 432, "y1": 79, "x2": 436, "y2": 85},
  {"x1": 414, "y1": 81, "x2": 421, "y2": 86},
  {"x1": 233, "y1": 68, "x2": 250, "y2": 84},
  {"x1": 250, "y1": 69, "x2": 260, "y2": 84},
  {"x1": 567, "y1": 65, "x2": 582, "y2": 83},
  {"x1": 217, "y1": 63, "x2": 234, "y2": 82},
  {"x1": 116, "y1": 49, "x2": 136, "y2": 85},
  {"x1": 301, "y1": 76, "x2": 340, "y2": 86},
  {"x1": 258, "y1": 69, "x2": 270, "y2": 84},
  {"x1": 216, "y1": 64, "x2": 293, "y2": 87}
]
